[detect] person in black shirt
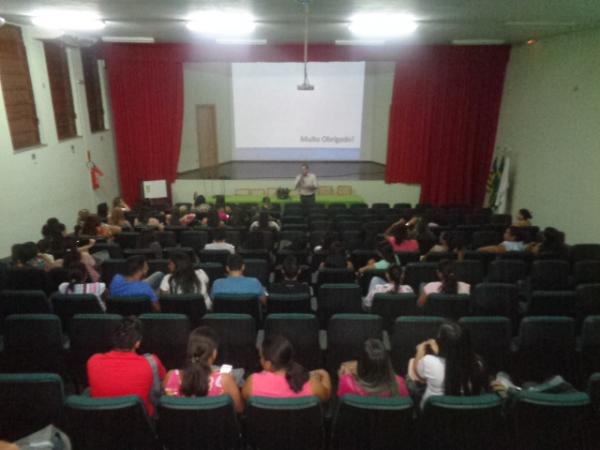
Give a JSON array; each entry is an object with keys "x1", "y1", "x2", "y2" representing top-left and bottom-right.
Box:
[{"x1": 270, "y1": 255, "x2": 311, "y2": 295}]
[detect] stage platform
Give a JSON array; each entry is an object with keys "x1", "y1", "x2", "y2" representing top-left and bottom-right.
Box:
[{"x1": 177, "y1": 161, "x2": 386, "y2": 181}]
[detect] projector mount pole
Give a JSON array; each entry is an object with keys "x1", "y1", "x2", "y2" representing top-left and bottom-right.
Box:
[{"x1": 297, "y1": 0, "x2": 314, "y2": 90}]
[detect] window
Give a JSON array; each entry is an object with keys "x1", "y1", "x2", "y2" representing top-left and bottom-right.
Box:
[
  {"x1": 0, "y1": 24, "x2": 41, "y2": 150},
  {"x1": 44, "y1": 40, "x2": 77, "y2": 140},
  {"x1": 81, "y1": 47, "x2": 106, "y2": 132}
]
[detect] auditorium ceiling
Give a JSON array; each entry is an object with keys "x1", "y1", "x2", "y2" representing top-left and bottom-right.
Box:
[{"x1": 1, "y1": 0, "x2": 599, "y2": 45}]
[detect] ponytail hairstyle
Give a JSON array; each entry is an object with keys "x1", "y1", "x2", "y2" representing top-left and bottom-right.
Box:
[
  {"x1": 356, "y1": 338, "x2": 399, "y2": 395},
  {"x1": 180, "y1": 328, "x2": 218, "y2": 397},
  {"x1": 261, "y1": 335, "x2": 309, "y2": 393},
  {"x1": 168, "y1": 252, "x2": 201, "y2": 294},
  {"x1": 438, "y1": 260, "x2": 458, "y2": 294},
  {"x1": 66, "y1": 262, "x2": 88, "y2": 293},
  {"x1": 386, "y1": 265, "x2": 404, "y2": 292}
]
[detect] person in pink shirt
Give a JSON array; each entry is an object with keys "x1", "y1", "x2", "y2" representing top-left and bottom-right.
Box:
[
  {"x1": 162, "y1": 327, "x2": 243, "y2": 412},
  {"x1": 242, "y1": 336, "x2": 331, "y2": 402},
  {"x1": 337, "y1": 338, "x2": 409, "y2": 398},
  {"x1": 384, "y1": 219, "x2": 419, "y2": 253}
]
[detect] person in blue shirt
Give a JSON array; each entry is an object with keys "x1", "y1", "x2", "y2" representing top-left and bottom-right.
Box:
[
  {"x1": 211, "y1": 254, "x2": 267, "y2": 305},
  {"x1": 110, "y1": 255, "x2": 164, "y2": 311}
]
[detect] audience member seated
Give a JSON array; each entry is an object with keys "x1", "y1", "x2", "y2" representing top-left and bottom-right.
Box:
[
  {"x1": 110, "y1": 255, "x2": 163, "y2": 311},
  {"x1": 113, "y1": 196, "x2": 131, "y2": 212},
  {"x1": 160, "y1": 252, "x2": 211, "y2": 310},
  {"x1": 364, "y1": 265, "x2": 413, "y2": 310},
  {"x1": 108, "y1": 207, "x2": 132, "y2": 230},
  {"x1": 137, "y1": 229, "x2": 163, "y2": 259},
  {"x1": 250, "y1": 211, "x2": 281, "y2": 233},
  {"x1": 60, "y1": 237, "x2": 100, "y2": 281},
  {"x1": 384, "y1": 219, "x2": 419, "y2": 253},
  {"x1": 408, "y1": 321, "x2": 487, "y2": 408},
  {"x1": 406, "y1": 215, "x2": 436, "y2": 242},
  {"x1": 514, "y1": 208, "x2": 532, "y2": 227},
  {"x1": 337, "y1": 338, "x2": 409, "y2": 398},
  {"x1": 135, "y1": 209, "x2": 165, "y2": 231},
  {"x1": 478, "y1": 226, "x2": 526, "y2": 254},
  {"x1": 193, "y1": 194, "x2": 211, "y2": 213},
  {"x1": 163, "y1": 326, "x2": 243, "y2": 412},
  {"x1": 242, "y1": 335, "x2": 331, "y2": 402},
  {"x1": 211, "y1": 254, "x2": 267, "y2": 304},
  {"x1": 58, "y1": 262, "x2": 106, "y2": 310},
  {"x1": 96, "y1": 202, "x2": 109, "y2": 222},
  {"x1": 80, "y1": 214, "x2": 119, "y2": 239},
  {"x1": 41, "y1": 218, "x2": 67, "y2": 259},
  {"x1": 417, "y1": 260, "x2": 470, "y2": 308},
  {"x1": 358, "y1": 241, "x2": 397, "y2": 273},
  {"x1": 11, "y1": 241, "x2": 49, "y2": 270},
  {"x1": 320, "y1": 241, "x2": 354, "y2": 270},
  {"x1": 87, "y1": 316, "x2": 166, "y2": 417},
  {"x1": 529, "y1": 226, "x2": 569, "y2": 258},
  {"x1": 204, "y1": 228, "x2": 235, "y2": 254},
  {"x1": 421, "y1": 231, "x2": 450, "y2": 261},
  {"x1": 270, "y1": 255, "x2": 311, "y2": 295}
]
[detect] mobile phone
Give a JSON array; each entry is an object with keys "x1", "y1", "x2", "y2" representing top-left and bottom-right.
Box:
[{"x1": 220, "y1": 364, "x2": 233, "y2": 374}]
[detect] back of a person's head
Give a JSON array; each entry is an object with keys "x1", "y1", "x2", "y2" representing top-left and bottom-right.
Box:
[
  {"x1": 392, "y1": 222, "x2": 408, "y2": 242},
  {"x1": 194, "y1": 195, "x2": 206, "y2": 206},
  {"x1": 82, "y1": 215, "x2": 101, "y2": 235},
  {"x1": 261, "y1": 335, "x2": 309, "y2": 393},
  {"x1": 97, "y1": 202, "x2": 108, "y2": 218},
  {"x1": 67, "y1": 262, "x2": 88, "y2": 286},
  {"x1": 377, "y1": 241, "x2": 395, "y2": 263},
  {"x1": 212, "y1": 228, "x2": 226, "y2": 242},
  {"x1": 518, "y1": 208, "x2": 532, "y2": 220},
  {"x1": 386, "y1": 264, "x2": 404, "y2": 288},
  {"x1": 438, "y1": 259, "x2": 458, "y2": 294},
  {"x1": 356, "y1": 338, "x2": 398, "y2": 395},
  {"x1": 506, "y1": 226, "x2": 522, "y2": 242},
  {"x1": 20, "y1": 242, "x2": 38, "y2": 263},
  {"x1": 169, "y1": 252, "x2": 200, "y2": 293},
  {"x1": 11, "y1": 243, "x2": 24, "y2": 264},
  {"x1": 181, "y1": 329, "x2": 218, "y2": 396},
  {"x1": 112, "y1": 196, "x2": 123, "y2": 208},
  {"x1": 125, "y1": 255, "x2": 146, "y2": 276},
  {"x1": 112, "y1": 316, "x2": 142, "y2": 350},
  {"x1": 329, "y1": 241, "x2": 346, "y2": 255},
  {"x1": 282, "y1": 255, "x2": 299, "y2": 279},
  {"x1": 436, "y1": 321, "x2": 483, "y2": 396},
  {"x1": 226, "y1": 253, "x2": 244, "y2": 272},
  {"x1": 258, "y1": 211, "x2": 270, "y2": 229}
]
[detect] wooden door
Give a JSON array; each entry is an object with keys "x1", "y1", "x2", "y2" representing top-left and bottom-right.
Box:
[{"x1": 196, "y1": 104, "x2": 219, "y2": 169}]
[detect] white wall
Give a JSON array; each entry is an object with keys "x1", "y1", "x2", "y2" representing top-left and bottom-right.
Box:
[
  {"x1": 0, "y1": 25, "x2": 120, "y2": 257},
  {"x1": 494, "y1": 28, "x2": 600, "y2": 244}
]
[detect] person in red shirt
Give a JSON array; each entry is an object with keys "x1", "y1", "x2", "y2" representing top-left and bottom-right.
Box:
[{"x1": 87, "y1": 316, "x2": 166, "y2": 416}]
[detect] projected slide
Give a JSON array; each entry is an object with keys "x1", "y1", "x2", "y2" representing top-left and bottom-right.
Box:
[{"x1": 232, "y1": 62, "x2": 365, "y2": 161}]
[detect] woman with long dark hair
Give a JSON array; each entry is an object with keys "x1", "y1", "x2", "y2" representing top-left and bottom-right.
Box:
[
  {"x1": 242, "y1": 335, "x2": 331, "y2": 401},
  {"x1": 162, "y1": 327, "x2": 243, "y2": 411},
  {"x1": 337, "y1": 338, "x2": 409, "y2": 397},
  {"x1": 159, "y1": 252, "x2": 211, "y2": 309},
  {"x1": 58, "y1": 262, "x2": 106, "y2": 310},
  {"x1": 384, "y1": 218, "x2": 419, "y2": 252},
  {"x1": 409, "y1": 321, "x2": 487, "y2": 408},
  {"x1": 417, "y1": 260, "x2": 470, "y2": 307},
  {"x1": 364, "y1": 264, "x2": 413, "y2": 309}
]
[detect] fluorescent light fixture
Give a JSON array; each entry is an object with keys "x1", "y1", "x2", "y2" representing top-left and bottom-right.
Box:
[
  {"x1": 31, "y1": 10, "x2": 105, "y2": 31},
  {"x1": 216, "y1": 38, "x2": 267, "y2": 45},
  {"x1": 335, "y1": 39, "x2": 385, "y2": 46},
  {"x1": 451, "y1": 39, "x2": 506, "y2": 45},
  {"x1": 102, "y1": 36, "x2": 156, "y2": 43},
  {"x1": 187, "y1": 10, "x2": 256, "y2": 36},
  {"x1": 349, "y1": 13, "x2": 417, "y2": 37}
]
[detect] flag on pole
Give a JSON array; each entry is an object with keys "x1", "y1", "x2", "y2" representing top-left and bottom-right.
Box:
[{"x1": 484, "y1": 156, "x2": 510, "y2": 212}]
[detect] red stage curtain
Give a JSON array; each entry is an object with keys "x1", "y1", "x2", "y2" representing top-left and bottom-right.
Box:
[
  {"x1": 105, "y1": 58, "x2": 183, "y2": 205},
  {"x1": 386, "y1": 46, "x2": 510, "y2": 206}
]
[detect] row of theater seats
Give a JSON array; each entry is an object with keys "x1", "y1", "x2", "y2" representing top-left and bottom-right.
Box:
[
  {"x1": 2, "y1": 312, "x2": 600, "y2": 389},
  {"x1": 1, "y1": 369, "x2": 599, "y2": 449}
]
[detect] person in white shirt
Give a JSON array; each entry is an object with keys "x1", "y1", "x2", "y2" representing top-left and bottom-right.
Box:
[
  {"x1": 294, "y1": 163, "x2": 318, "y2": 206},
  {"x1": 59, "y1": 262, "x2": 106, "y2": 311},
  {"x1": 159, "y1": 252, "x2": 211, "y2": 310},
  {"x1": 363, "y1": 264, "x2": 413, "y2": 310},
  {"x1": 478, "y1": 226, "x2": 526, "y2": 253},
  {"x1": 203, "y1": 228, "x2": 235, "y2": 254},
  {"x1": 417, "y1": 260, "x2": 470, "y2": 308},
  {"x1": 408, "y1": 321, "x2": 487, "y2": 409}
]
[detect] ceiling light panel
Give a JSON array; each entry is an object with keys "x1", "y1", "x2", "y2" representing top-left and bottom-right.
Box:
[
  {"x1": 31, "y1": 10, "x2": 105, "y2": 31},
  {"x1": 349, "y1": 13, "x2": 418, "y2": 38},
  {"x1": 187, "y1": 11, "x2": 256, "y2": 36}
]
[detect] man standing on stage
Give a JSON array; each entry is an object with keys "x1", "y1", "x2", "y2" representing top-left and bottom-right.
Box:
[{"x1": 294, "y1": 163, "x2": 318, "y2": 206}]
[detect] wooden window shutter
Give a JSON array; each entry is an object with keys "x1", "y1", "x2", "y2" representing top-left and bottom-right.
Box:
[
  {"x1": 44, "y1": 40, "x2": 77, "y2": 140},
  {"x1": 81, "y1": 46, "x2": 105, "y2": 132},
  {"x1": 0, "y1": 24, "x2": 41, "y2": 150}
]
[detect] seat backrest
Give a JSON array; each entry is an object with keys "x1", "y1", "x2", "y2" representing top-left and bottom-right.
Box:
[
  {"x1": 0, "y1": 373, "x2": 64, "y2": 442},
  {"x1": 422, "y1": 394, "x2": 506, "y2": 450},
  {"x1": 471, "y1": 283, "x2": 519, "y2": 324},
  {"x1": 264, "y1": 313, "x2": 321, "y2": 370},
  {"x1": 571, "y1": 244, "x2": 600, "y2": 263},
  {"x1": 196, "y1": 262, "x2": 225, "y2": 287},
  {"x1": 50, "y1": 293, "x2": 104, "y2": 333},
  {"x1": 213, "y1": 293, "x2": 262, "y2": 323},
  {"x1": 0, "y1": 289, "x2": 51, "y2": 319},
  {"x1": 331, "y1": 395, "x2": 414, "y2": 450},
  {"x1": 106, "y1": 296, "x2": 153, "y2": 316},
  {"x1": 246, "y1": 396, "x2": 323, "y2": 450},
  {"x1": 199, "y1": 249, "x2": 231, "y2": 266},
  {"x1": 243, "y1": 259, "x2": 270, "y2": 286},
  {"x1": 316, "y1": 268, "x2": 356, "y2": 286},
  {"x1": 268, "y1": 292, "x2": 312, "y2": 314},
  {"x1": 424, "y1": 294, "x2": 470, "y2": 321},
  {"x1": 454, "y1": 260, "x2": 485, "y2": 285},
  {"x1": 200, "y1": 313, "x2": 258, "y2": 372},
  {"x1": 404, "y1": 263, "x2": 439, "y2": 292},
  {"x1": 139, "y1": 313, "x2": 190, "y2": 370},
  {"x1": 156, "y1": 230, "x2": 177, "y2": 247},
  {"x1": 114, "y1": 232, "x2": 140, "y2": 250},
  {"x1": 180, "y1": 230, "x2": 209, "y2": 252},
  {"x1": 65, "y1": 395, "x2": 156, "y2": 450},
  {"x1": 317, "y1": 284, "x2": 362, "y2": 328},
  {"x1": 159, "y1": 294, "x2": 207, "y2": 328},
  {"x1": 100, "y1": 258, "x2": 128, "y2": 285},
  {"x1": 574, "y1": 261, "x2": 600, "y2": 285},
  {"x1": 487, "y1": 259, "x2": 528, "y2": 283},
  {"x1": 459, "y1": 316, "x2": 511, "y2": 373},
  {"x1": 527, "y1": 291, "x2": 577, "y2": 317},
  {"x1": 371, "y1": 293, "x2": 418, "y2": 332},
  {"x1": 5, "y1": 268, "x2": 49, "y2": 292},
  {"x1": 576, "y1": 284, "x2": 600, "y2": 321},
  {"x1": 157, "y1": 396, "x2": 240, "y2": 450},
  {"x1": 390, "y1": 316, "x2": 445, "y2": 374},
  {"x1": 531, "y1": 260, "x2": 571, "y2": 290}
]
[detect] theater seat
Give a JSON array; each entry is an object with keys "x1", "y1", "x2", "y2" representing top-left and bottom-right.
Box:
[{"x1": 264, "y1": 313, "x2": 321, "y2": 370}]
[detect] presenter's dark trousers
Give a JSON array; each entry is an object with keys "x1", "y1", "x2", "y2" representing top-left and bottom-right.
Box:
[{"x1": 300, "y1": 194, "x2": 315, "y2": 207}]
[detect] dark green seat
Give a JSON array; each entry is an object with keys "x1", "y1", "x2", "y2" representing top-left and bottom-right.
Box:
[
  {"x1": 139, "y1": 313, "x2": 190, "y2": 370},
  {"x1": 244, "y1": 259, "x2": 270, "y2": 286},
  {"x1": 471, "y1": 283, "x2": 519, "y2": 329},
  {"x1": 200, "y1": 313, "x2": 259, "y2": 373},
  {"x1": 326, "y1": 314, "x2": 382, "y2": 378},
  {"x1": 317, "y1": 284, "x2": 362, "y2": 328},
  {"x1": 157, "y1": 396, "x2": 240, "y2": 450},
  {"x1": 422, "y1": 394, "x2": 506, "y2": 450},
  {"x1": 65, "y1": 395, "x2": 158, "y2": 450},
  {"x1": 0, "y1": 289, "x2": 51, "y2": 318},
  {"x1": 0, "y1": 373, "x2": 64, "y2": 442},
  {"x1": 454, "y1": 260, "x2": 485, "y2": 286},
  {"x1": 510, "y1": 390, "x2": 591, "y2": 450},
  {"x1": 264, "y1": 313, "x2": 321, "y2": 370},
  {"x1": 403, "y1": 263, "x2": 438, "y2": 293},
  {"x1": 526, "y1": 290, "x2": 577, "y2": 317},
  {"x1": 371, "y1": 293, "x2": 418, "y2": 333},
  {"x1": 213, "y1": 293, "x2": 262, "y2": 324},
  {"x1": 580, "y1": 316, "x2": 600, "y2": 379},
  {"x1": 459, "y1": 316, "x2": 512, "y2": 373},
  {"x1": 390, "y1": 316, "x2": 445, "y2": 374},
  {"x1": 159, "y1": 293, "x2": 207, "y2": 328},
  {"x1": 423, "y1": 294, "x2": 470, "y2": 321},
  {"x1": 331, "y1": 395, "x2": 414, "y2": 450},
  {"x1": 268, "y1": 292, "x2": 312, "y2": 314},
  {"x1": 246, "y1": 396, "x2": 323, "y2": 450},
  {"x1": 106, "y1": 296, "x2": 153, "y2": 316},
  {"x1": 50, "y1": 293, "x2": 104, "y2": 334}
]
